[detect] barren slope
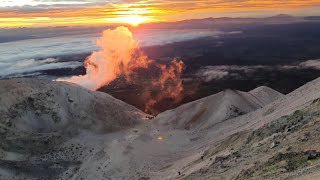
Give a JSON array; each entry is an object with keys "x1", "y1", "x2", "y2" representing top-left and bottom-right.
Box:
[
  {"x1": 178, "y1": 78, "x2": 320, "y2": 179},
  {"x1": 154, "y1": 88, "x2": 283, "y2": 131},
  {"x1": 0, "y1": 78, "x2": 148, "y2": 134},
  {"x1": 1, "y1": 77, "x2": 320, "y2": 180},
  {"x1": 185, "y1": 94, "x2": 320, "y2": 180}
]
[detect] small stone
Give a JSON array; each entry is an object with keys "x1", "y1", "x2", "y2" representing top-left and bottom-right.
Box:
[{"x1": 270, "y1": 141, "x2": 280, "y2": 149}]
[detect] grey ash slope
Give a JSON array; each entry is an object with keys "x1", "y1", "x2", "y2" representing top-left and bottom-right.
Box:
[
  {"x1": 0, "y1": 78, "x2": 149, "y2": 180},
  {"x1": 154, "y1": 87, "x2": 283, "y2": 130},
  {"x1": 249, "y1": 86, "x2": 285, "y2": 105},
  {"x1": 1, "y1": 77, "x2": 320, "y2": 180},
  {"x1": 184, "y1": 78, "x2": 320, "y2": 180},
  {"x1": 0, "y1": 78, "x2": 148, "y2": 134}
]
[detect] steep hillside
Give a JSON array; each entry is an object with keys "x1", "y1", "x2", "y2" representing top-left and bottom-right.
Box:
[
  {"x1": 0, "y1": 78, "x2": 150, "y2": 180},
  {"x1": 249, "y1": 86, "x2": 284, "y2": 105},
  {"x1": 177, "y1": 78, "x2": 320, "y2": 179},
  {"x1": 0, "y1": 78, "x2": 148, "y2": 134},
  {"x1": 1, "y1": 77, "x2": 320, "y2": 180},
  {"x1": 185, "y1": 95, "x2": 320, "y2": 180},
  {"x1": 154, "y1": 88, "x2": 283, "y2": 130}
]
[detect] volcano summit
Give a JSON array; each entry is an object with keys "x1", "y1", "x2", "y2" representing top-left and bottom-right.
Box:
[{"x1": 1, "y1": 77, "x2": 320, "y2": 179}]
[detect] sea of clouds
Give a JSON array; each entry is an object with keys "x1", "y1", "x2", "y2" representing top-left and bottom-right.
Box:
[
  {"x1": 0, "y1": 28, "x2": 224, "y2": 78},
  {"x1": 196, "y1": 60, "x2": 320, "y2": 82}
]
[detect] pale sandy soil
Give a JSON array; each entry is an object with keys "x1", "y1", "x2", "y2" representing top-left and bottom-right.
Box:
[{"x1": 0, "y1": 78, "x2": 320, "y2": 180}]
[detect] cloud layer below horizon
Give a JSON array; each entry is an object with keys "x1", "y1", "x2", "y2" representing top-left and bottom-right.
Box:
[
  {"x1": 0, "y1": 28, "x2": 223, "y2": 78},
  {"x1": 196, "y1": 60, "x2": 320, "y2": 82}
]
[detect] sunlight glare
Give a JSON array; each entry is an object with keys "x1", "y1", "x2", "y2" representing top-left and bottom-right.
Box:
[{"x1": 106, "y1": 15, "x2": 150, "y2": 26}]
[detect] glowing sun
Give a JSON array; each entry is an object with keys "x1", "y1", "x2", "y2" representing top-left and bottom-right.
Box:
[
  {"x1": 107, "y1": 15, "x2": 150, "y2": 26},
  {"x1": 123, "y1": 16, "x2": 149, "y2": 26}
]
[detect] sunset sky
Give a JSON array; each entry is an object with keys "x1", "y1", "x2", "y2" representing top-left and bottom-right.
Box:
[{"x1": 1, "y1": 0, "x2": 320, "y2": 28}]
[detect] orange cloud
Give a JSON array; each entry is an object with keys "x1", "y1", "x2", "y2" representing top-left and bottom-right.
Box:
[{"x1": 1, "y1": 0, "x2": 320, "y2": 27}]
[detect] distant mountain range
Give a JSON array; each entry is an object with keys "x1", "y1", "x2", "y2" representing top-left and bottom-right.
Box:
[
  {"x1": 141, "y1": 14, "x2": 320, "y2": 30},
  {"x1": 1, "y1": 14, "x2": 319, "y2": 43}
]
